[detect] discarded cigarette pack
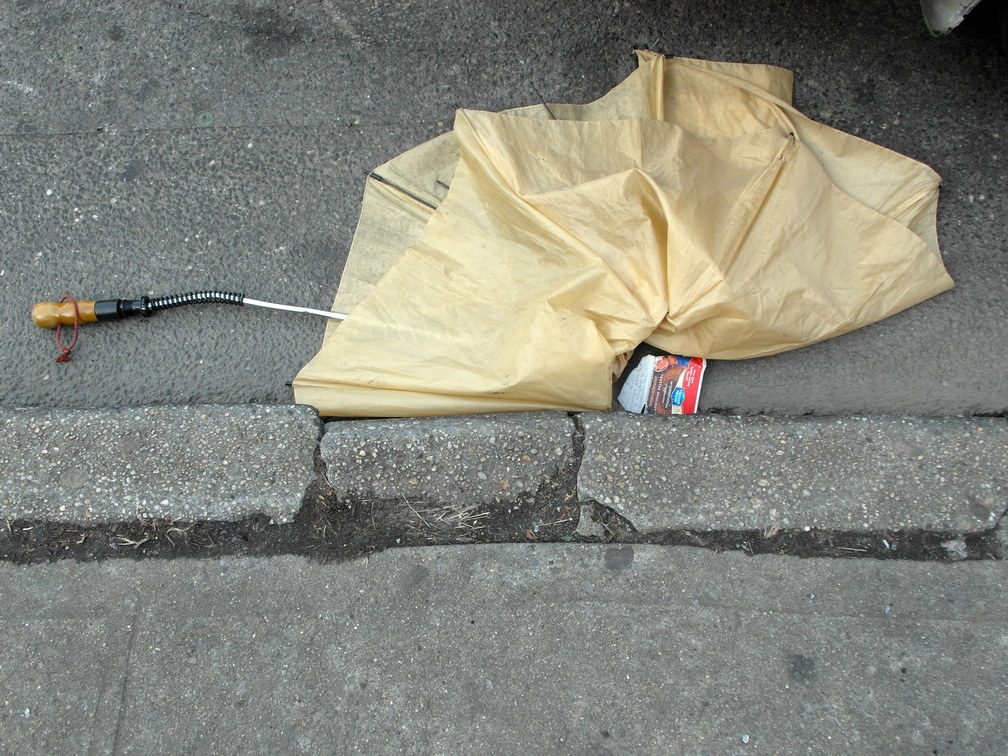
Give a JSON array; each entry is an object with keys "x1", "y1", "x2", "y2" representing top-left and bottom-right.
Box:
[{"x1": 616, "y1": 354, "x2": 707, "y2": 415}]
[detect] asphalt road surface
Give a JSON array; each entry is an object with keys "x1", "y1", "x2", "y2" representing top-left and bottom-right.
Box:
[{"x1": 2, "y1": 0, "x2": 1006, "y2": 414}]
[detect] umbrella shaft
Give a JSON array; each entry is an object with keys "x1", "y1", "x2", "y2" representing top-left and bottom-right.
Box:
[{"x1": 244, "y1": 298, "x2": 347, "y2": 321}]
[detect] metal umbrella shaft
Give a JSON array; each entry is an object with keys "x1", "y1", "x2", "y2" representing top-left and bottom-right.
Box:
[{"x1": 242, "y1": 297, "x2": 347, "y2": 321}]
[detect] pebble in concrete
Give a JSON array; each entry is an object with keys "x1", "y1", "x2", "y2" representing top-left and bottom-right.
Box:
[
  {"x1": 320, "y1": 412, "x2": 575, "y2": 506},
  {"x1": 0, "y1": 405, "x2": 320, "y2": 524},
  {"x1": 578, "y1": 413, "x2": 1008, "y2": 533}
]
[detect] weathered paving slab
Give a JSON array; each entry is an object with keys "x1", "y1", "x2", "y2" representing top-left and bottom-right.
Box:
[
  {"x1": 0, "y1": 404, "x2": 319, "y2": 523},
  {"x1": 579, "y1": 413, "x2": 1008, "y2": 533},
  {"x1": 0, "y1": 546, "x2": 1004, "y2": 754},
  {"x1": 320, "y1": 412, "x2": 576, "y2": 505}
]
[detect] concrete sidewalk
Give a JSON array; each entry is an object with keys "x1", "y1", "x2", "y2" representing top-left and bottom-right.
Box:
[{"x1": 0, "y1": 545, "x2": 1004, "y2": 755}]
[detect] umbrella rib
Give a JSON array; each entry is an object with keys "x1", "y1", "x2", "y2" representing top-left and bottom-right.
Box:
[
  {"x1": 367, "y1": 171, "x2": 439, "y2": 210},
  {"x1": 531, "y1": 81, "x2": 557, "y2": 120}
]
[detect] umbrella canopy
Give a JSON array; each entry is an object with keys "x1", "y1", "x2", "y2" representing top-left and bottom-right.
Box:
[{"x1": 294, "y1": 52, "x2": 952, "y2": 417}]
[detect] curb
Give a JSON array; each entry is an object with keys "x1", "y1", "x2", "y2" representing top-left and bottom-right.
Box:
[
  {"x1": 1, "y1": 405, "x2": 1005, "y2": 554},
  {"x1": 320, "y1": 412, "x2": 576, "y2": 507},
  {"x1": 578, "y1": 412, "x2": 1008, "y2": 533},
  {"x1": 0, "y1": 405, "x2": 319, "y2": 524}
]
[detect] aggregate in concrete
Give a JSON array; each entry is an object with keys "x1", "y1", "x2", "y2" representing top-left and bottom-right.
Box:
[
  {"x1": 0, "y1": 545, "x2": 1004, "y2": 754},
  {"x1": 579, "y1": 413, "x2": 1008, "y2": 533},
  {"x1": 320, "y1": 412, "x2": 575, "y2": 506},
  {"x1": 0, "y1": 404, "x2": 319, "y2": 523},
  {"x1": 2, "y1": 0, "x2": 1006, "y2": 415}
]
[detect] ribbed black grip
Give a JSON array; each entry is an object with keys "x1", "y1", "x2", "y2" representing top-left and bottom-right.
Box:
[{"x1": 145, "y1": 291, "x2": 245, "y2": 315}]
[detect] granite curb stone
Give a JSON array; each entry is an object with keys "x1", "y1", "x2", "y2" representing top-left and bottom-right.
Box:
[
  {"x1": 4, "y1": 404, "x2": 1007, "y2": 536},
  {"x1": 320, "y1": 412, "x2": 576, "y2": 506},
  {"x1": 0, "y1": 405, "x2": 320, "y2": 524},
  {"x1": 578, "y1": 413, "x2": 1008, "y2": 533}
]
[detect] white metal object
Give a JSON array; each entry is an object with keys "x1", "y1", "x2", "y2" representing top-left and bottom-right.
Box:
[{"x1": 243, "y1": 298, "x2": 348, "y2": 321}]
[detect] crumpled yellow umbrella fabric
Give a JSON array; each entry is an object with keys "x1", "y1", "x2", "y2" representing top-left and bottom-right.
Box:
[{"x1": 294, "y1": 52, "x2": 953, "y2": 417}]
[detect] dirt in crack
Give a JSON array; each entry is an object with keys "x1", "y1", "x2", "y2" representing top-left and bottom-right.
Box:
[
  {"x1": 0, "y1": 510, "x2": 1000, "y2": 567},
  {"x1": 649, "y1": 526, "x2": 999, "y2": 561},
  {"x1": 0, "y1": 471, "x2": 1001, "y2": 564}
]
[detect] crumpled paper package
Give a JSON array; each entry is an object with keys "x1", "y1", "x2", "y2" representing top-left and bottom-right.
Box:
[{"x1": 294, "y1": 52, "x2": 953, "y2": 417}]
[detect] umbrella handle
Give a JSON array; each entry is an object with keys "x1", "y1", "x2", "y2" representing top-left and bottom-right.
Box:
[
  {"x1": 31, "y1": 292, "x2": 244, "y2": 329},
  {"x1": 32, "y1": 300, "x2": 99, "y2": 328}
]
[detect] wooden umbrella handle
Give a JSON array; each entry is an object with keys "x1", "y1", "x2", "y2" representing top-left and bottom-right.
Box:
[{"x1": 32, "y1": 301, "x2": 98, "y2": 329}]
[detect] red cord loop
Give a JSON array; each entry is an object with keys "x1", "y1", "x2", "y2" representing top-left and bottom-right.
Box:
[{"x1": 54, "y1": 295, "x2": 79, "y2": 363}]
